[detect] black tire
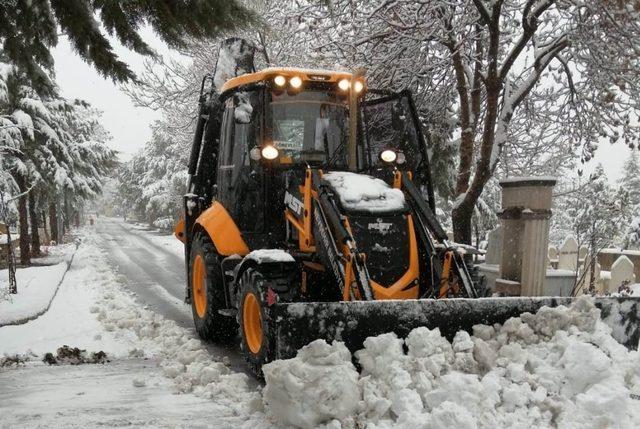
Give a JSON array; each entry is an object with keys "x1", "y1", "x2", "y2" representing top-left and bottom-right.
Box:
[
  {"x1": 189, "y1": 232, "x2": 237, "y2": 344},
  {"x1": 237, "y1": 268, "x2": 273, "y2": 378}
]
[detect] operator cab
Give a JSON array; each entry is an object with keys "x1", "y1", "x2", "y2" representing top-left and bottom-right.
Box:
[{"x1": 219, "y1": 68, "x2": 363, "y2": 170}]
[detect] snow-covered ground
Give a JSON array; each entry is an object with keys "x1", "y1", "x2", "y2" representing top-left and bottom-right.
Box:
[
  {"x1": 0, "y1": 243, "x2": 76, "y2": 325},
  {"x1": 1, "y1": 226, "x2": 639, "y2": 428}
]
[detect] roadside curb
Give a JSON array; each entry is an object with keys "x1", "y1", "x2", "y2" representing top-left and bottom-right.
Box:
[{"x1": 0, "y1": 242, "x2": 80, "y2": 327}]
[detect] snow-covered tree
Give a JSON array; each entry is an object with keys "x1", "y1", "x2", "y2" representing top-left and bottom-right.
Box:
[
  {"x1": 561, "y1": 166, "x2": 627, "y2": 293},
  {"x1": 280, "y1": 0, "x2": 640, "y2": 244},
  {"x1": 1, "y1": 61, "x2": 116, "y2": 264},
  {"x1": 619, "y1": 151, "x2": 640, "y2": 212},
  {"x1": 616, "y1": 151, "x2": 640, "y2": 248},
  {"x1": 627, "y1": 217, "x2": 640, "y2": 249},
  {"x1": 115, "y1": 123, "x2": 187, "y2": 225},
  {"x1": 0, "y1": 0, "x2": 255, "y2": 94}
]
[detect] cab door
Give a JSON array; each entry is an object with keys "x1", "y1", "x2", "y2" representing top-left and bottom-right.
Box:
[{"x1": 216, "y1": 90, "x2": 265, "y2": 236}]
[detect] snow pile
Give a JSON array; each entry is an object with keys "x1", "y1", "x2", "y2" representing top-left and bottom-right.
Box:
[
  {"x1": 263, "y1": 297, "x2": 640, "y2": 428},
  {"x1": 263, "y1": 340, "x2": 359, "y2": 428},
  {"x1": 322, "y1": 172, "x2": 406, "y2": 213},
  {"x1": 94, "y1": 282, "x2": 261, "y2": 407},
  {"x1": 151, "y1": 216, "x2": 174, "y2": 231},
  {"x1": 246, "y1": 249, "x2": 295, "y2": 263}
]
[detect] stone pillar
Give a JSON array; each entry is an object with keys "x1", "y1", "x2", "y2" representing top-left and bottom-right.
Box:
[{"x1": 495, "y1": 177, "x2": 556, "y2": 296}]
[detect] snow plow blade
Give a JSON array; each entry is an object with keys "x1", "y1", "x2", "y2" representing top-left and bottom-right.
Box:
[{"x1": 267, "y1": 297, "x2": 640, "y2": 359}]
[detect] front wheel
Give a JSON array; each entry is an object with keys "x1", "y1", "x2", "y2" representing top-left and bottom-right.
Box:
[
  {"x1": 237, "y1": 268, "x2": 273, "y2": 377},
  {"x1": 189, "y1": 232, "x2": 237, "y2": 343}
]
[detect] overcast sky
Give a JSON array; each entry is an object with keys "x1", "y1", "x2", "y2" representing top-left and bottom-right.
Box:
[
  {"x1": 52, "y1": 28, "x2": 177, "y2": 161},
  {"x1": 51, "y1": 29, "x2": 631, "y2": 182}
]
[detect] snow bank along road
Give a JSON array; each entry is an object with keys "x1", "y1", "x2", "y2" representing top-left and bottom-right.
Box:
[{"x1": 94, "y1": 217, "x2": 250, "y2": 373}]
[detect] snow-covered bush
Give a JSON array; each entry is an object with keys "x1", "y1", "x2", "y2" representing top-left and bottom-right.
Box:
[
  {"x1": 152, "y1": 217, "x2": 175, "y2": 231},
  {"x1": 626, "y1": 216, "x2": 640, "y2": 249}
]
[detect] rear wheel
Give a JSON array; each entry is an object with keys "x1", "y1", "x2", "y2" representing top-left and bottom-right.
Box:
[
  {"x1": 189, "y1": 232, "x2": 237, "y2": 343},
  {"x1": 237, "y1": 268, "x2": 273, "y2": 377}
]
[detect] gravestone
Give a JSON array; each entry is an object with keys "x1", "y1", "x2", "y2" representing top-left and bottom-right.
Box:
[
  {"x1": 610, "y1": 256, "x2": 635, "y2": 293},
  {"x1": 578, "y1": 245, "x2": 588, "y2": 265},
  {"x1": 580, "y1": 259, "x2": 602, "y2": 292},
  {"x1": 38, "y1": 227, "x2": 51, "y2": 246},
  {"x1": 548, "y1": 246, "x2": 558, "y2": 268},
  {"x1": 558, "y1": 236, "x2": 578, "y2": 271}
]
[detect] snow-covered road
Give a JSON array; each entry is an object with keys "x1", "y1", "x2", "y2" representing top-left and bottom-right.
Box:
[
  {"x1": 0, "y1": 359, "x2": 242, "y2": 428},
  {"x1": 94, "y1": 217, "x2": 250, "y2": 374},
  {"x1": 94, "y1": 218, "x2": 189, "y2": 326}
]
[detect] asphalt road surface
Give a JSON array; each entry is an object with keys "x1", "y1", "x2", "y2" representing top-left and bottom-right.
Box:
[{"x1": 95, "y1": 218, "x2": 190, "y2": 326}]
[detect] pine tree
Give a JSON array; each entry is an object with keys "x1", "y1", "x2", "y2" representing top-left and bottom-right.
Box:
[
  {"x1": 1, "y1": 60, "x2": 117, "y2": 265},
  {"x1": 0, "y1": 0, "x2": 255, "y2": 94},
  {"x1": 619, "y1": 151, "x2": 640, "y2": 211}
]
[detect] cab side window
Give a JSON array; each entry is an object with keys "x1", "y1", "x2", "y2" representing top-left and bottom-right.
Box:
[{"x1": 216, "y1": 90, "x2": 264, "y2": 233}]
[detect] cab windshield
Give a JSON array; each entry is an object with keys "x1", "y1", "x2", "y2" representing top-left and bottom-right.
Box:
[{"x1": 266, "y1": 89, "x2": 349, "y2": 166}]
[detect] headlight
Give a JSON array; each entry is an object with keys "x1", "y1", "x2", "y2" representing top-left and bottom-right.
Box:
[
  {"x1": 379, "y1": 149, "x2": 397, "y2": 163},
  {"x1": 338, "y1": 78, "x2": 350, "y2": 91},
  {"x1": 353, "y1": 80, "x2": 364, "y2": 93},
  {"x1": 250, "y1": 147, "x2": 262, "y2": 161},
  {"x1": 396, "y1": 152, "x2": 406, "y2": 165},
  {"x1": 274, "y1": 75, "x2": 286, "y2": 87},
  {"x1": 261, "y1": 145, "x2": 279, "y2": 160},
  {"x1": 289, "y1": 76, "x2": 303, "y2": 89}
]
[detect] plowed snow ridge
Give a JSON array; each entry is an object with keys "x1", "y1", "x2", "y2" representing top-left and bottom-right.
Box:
[{"x1": 263, "y1": 297, "x2": 640, "y2": 429}]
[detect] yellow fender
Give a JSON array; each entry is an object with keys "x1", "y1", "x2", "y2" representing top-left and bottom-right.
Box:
[
  {"x1": 174, "y1": 218, "x2": 186, "y2": 243},
  {"x1": 195, "y1": 202, "x2": 250, "y2": 256}
]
